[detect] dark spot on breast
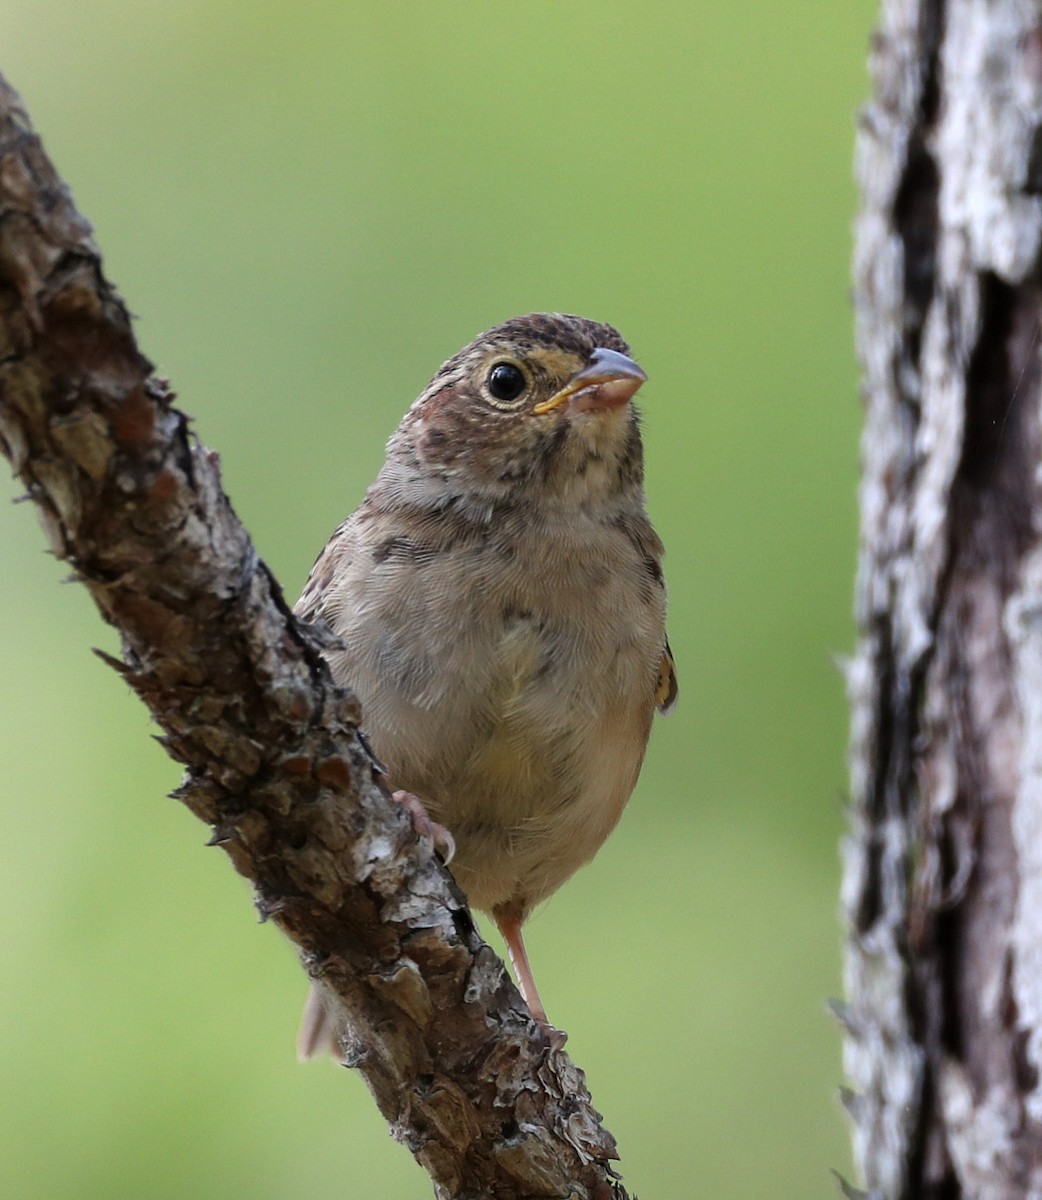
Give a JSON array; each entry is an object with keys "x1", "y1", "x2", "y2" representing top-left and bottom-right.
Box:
[
  {"x1": 374, "y1": 632, "x2": 435, "y2": 693},
  {"x1": 535, "y1": 649, "x2": 556, "y2": 679},
  {"x1": 532, "y1": 625, "x2": 563, "y2": 679},
  {"x1": 373, "y1": 537, "x2": 438, "y2": 565},
  {"x1": 496, "y1": 462, "x2": 527, "y2": 483},
  {"x1": 574, "y1": 449, "x2": 603, "y2": 478}
]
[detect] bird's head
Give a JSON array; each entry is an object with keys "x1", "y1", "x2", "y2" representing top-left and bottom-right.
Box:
[{"x1": 383, "y1": 313, "x2": 648, "y2": 510}]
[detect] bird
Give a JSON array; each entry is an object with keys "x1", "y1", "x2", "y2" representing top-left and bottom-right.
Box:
[{"x1": 295, "y1": 312, "x2": 676, "y2": 1056}]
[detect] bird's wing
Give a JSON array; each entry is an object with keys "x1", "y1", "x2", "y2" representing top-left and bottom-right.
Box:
[
  {"x1": 655, "y1": 638, "x2": 678, "y2": 715},
  {"x1": 295, "y1": 518, "x2": 354, "y2": 622}
]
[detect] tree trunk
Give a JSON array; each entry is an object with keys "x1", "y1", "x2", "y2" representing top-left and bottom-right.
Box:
[{"x1": 844, "y1": 2, "x2": 1042, "y2": 1195}]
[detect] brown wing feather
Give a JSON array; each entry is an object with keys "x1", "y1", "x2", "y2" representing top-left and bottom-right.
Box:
[
  {"x1": 655, "y1": 639, "x2": 678, "y2": 714},
  {"x1": 295, "y1": 519, "x2": 352, "y2": 622}
]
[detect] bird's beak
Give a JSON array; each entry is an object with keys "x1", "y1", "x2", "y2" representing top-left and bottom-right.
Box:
[{"x1": 533, "y1": 347, "x2": 648, "y2": 415}]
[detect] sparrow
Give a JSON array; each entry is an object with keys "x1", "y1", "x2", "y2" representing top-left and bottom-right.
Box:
[{"x1": 295, "y1": 312, "x2": 676, "y2": 1055}]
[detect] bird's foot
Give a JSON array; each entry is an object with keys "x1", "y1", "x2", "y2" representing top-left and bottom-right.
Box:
[
  {"x1": 392, "y1": 789, "x2": 455, "y2": 864},
  {"x1": 541, "y1": 1022, "x2": 568, "y2": 1051}
]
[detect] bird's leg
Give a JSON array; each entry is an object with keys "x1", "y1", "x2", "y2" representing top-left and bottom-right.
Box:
[
  {"x1": 391, "y1": 789, "x2": 455, "y2": 864},
  {"x1": 493, "y1": 903, "x2": 550, "y2": 1028}
]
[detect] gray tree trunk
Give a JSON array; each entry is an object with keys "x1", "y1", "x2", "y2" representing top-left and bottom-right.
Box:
[{"x1": 844, "y1": 2, "x2": 1042, "y2": 1196}]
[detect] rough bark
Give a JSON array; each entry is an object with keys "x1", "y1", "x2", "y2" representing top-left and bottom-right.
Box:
[
  {"x1": 844, "y1": 2, "x2": 1042, "y2": 1196},
  {"x1": 0, "y1": 74, "x2": 627, "y2": 1200}
]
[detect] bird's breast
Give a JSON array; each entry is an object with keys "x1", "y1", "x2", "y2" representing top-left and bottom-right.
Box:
[{"x1": 322, "y1": 502, "x2": 666, "y2": 908}]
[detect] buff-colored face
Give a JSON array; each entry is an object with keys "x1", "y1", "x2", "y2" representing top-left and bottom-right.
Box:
[{"x1": 394, "y1": 313, "x2": 649, "y2": 499}]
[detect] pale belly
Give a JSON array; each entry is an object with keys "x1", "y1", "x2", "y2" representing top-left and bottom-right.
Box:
[
  {"x1": 359, "y1": 606, "x2": 659, "y2": 915},
  {"x1": 321, "y1": 509, "x2": 667, "y2": 917}
]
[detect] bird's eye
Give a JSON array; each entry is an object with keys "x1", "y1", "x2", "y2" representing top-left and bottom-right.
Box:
[{"x1": 486, "y1": 361, "x2": 527, "y2": 405}]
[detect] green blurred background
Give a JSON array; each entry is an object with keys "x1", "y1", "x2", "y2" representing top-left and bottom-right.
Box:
[{"x1": 0, "y1": 3, "x2": 877, "y2": 1196}]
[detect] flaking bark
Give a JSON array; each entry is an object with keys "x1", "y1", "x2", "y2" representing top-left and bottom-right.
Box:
[
  {"x1": 845, "y1": 2, "x2": 1042, "y2": 1195},
  {"x1": 0, "y1": 74, "x2": 628, "y2": 1200}
]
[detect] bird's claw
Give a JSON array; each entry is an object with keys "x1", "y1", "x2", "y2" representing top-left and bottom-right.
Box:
[
  {"x1": 392, "y1": 789, "x2": 456, "y2": 864},
  {"x1": 543, "y1": 1024, "x2": 568, "y2": 1052}
]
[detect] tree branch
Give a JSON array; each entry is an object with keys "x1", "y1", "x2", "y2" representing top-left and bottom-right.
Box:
[{"x1": 0, "y1": 73, "x2": 627, "y2": 1200}]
